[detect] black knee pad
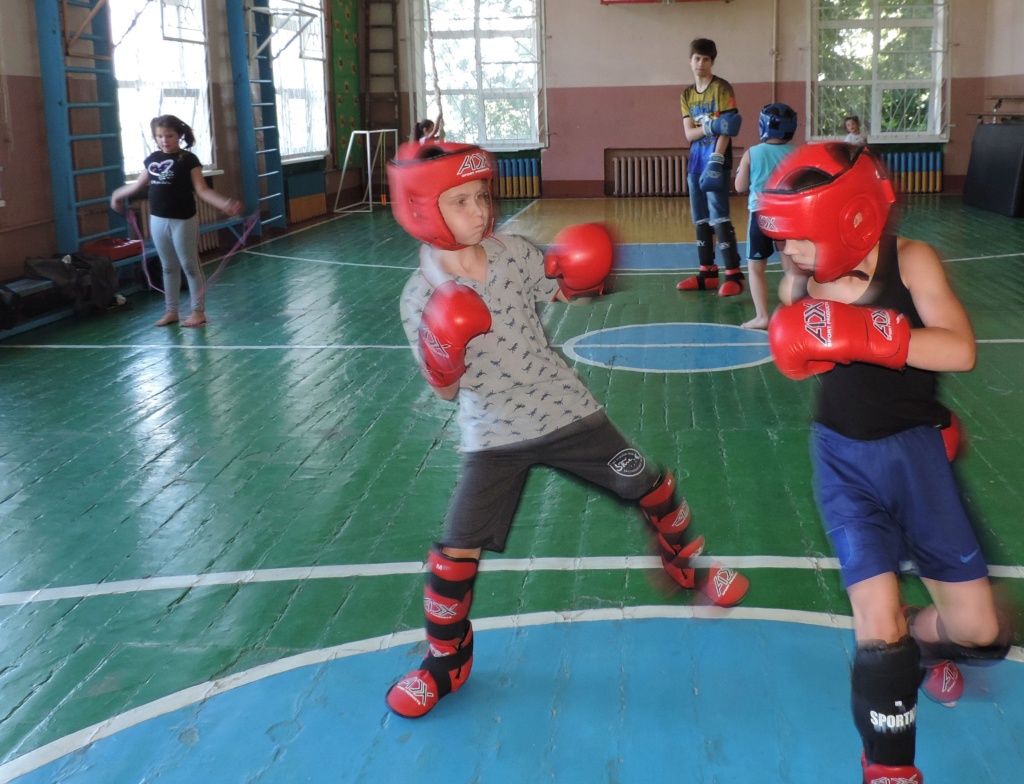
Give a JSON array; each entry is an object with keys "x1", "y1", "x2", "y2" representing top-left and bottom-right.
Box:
[
  {"x1": 713, "y1": 221, "x2": 741, "y2": 270},
  {"x1": 919, "y1": 639, "x2": 1011, "y2": 666},
  {"x1": 695, "y1": 222, "x2": 715, "y2": 267},
  {"x1": 852, "y1": 636, "x2": 922, "y2": 767}
]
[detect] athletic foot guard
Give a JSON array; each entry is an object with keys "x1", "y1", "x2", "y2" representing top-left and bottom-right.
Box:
[
  {"x1": 862, "y1": 752, "x2": 923, "y2": 784},
  {"x1": 639, "y1": 472, "x2": 749, "y2": 607},
  {"x1": 921, "y1": 659, "x2": 963, "y2": 707},
  {"x1": 718, "y1": 271, "x2": 745, "y2": 297},
  {"x1": 386, "y1": 626, "x2": 474, "y2": 718},
  {"x1": 677, "y1": 265, "x2": 719, "y2": 291},
  {"x1": 698, "y1": 562, "x2": 749, "y2": 607}
]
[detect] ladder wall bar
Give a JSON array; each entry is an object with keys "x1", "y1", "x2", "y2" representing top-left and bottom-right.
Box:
[
  {"x1": 89, "y1": 2, "x2": 124, "y2": 226},
  {"x1": 251, "y1": 0, "x2": 286, "y2": 227},
  {"x1": 226, "y1": 0, "x2": 261, "y2": 229},
  {"x1": 36, "y1": 0, "x2": 79, "y2": 252}
]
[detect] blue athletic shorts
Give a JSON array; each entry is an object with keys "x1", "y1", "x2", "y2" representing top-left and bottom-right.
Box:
[
  {"x1": 811, "y1": 423, "x2": 989, "y2": 587},
  {"x1": 746, "y1": 210, "x2": 776, "y2": 261}
]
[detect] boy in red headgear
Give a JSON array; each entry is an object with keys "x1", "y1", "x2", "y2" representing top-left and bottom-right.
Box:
[
  {"x1": 384, "y1": 141, "x2": 749, "y2": 719},
  {"x1": 759, "y1": 142, "x2": 1012, "y2": 783}
]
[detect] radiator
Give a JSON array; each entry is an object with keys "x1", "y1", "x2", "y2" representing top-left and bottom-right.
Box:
[
  {"x1": 497, "y1": 157, "x2": 541, "y2": 199},
  {"x1": 612, "y1": 153, "x2": 687, "y2": 197},
  {"x1": 287, "y1": 193, "x2": 328, "y2": 223},
  {"x1": 136, "y1": 199, "x2": 223, "y2": 252},
  {"x1": 878, "y1": 150, "x2": 943, "y2": 194}
]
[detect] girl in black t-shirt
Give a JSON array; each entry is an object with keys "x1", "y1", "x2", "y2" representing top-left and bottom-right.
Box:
[{"x1": 110, "y1": 115, "x2": 242, "y2": 327}]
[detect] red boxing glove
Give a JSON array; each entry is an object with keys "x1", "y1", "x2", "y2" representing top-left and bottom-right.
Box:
[
  {"x1": 941, "y1": 411, "x2": 965, "y2": 462},
  {"x1": 418, "y1": 280, "x2": 492, "y2": 388},
  {"x1": 768, "y1": 299, "x2": 911, "y2": 381},
  {"x1": 544, "y1": 223, "x2": 614, "y2": 299}
]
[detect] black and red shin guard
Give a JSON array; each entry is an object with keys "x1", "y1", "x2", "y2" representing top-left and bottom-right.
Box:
[
  {"x1": 714, "y1": 222, "x2": 744, "y2": 297},
  {"x1": 386, "y1": 548, "x2": 478, "y2": 718},
  {"x1": 853, "y1": 637, "x2": 922, "y2": 775},
  {"x1": 639, "y1": 471, "x2": 702, "y2": 589},
  {"x1": 677, "y1": 223, "x2": 720, "y2": 291},
  {"x1": 639, "y1": 472, "x2": 748, "y2": 607}
]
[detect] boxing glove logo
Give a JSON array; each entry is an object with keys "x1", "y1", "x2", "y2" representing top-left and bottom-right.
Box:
[
  {"x1": 870, "y1": 308, "x2": 895, "y2": 341},
  {"x1": 801, "y1": 300, "x2": 833, "y2": 346},
  {"x1": 419, "y1": 325, "x2": 451, "y2": 361}
]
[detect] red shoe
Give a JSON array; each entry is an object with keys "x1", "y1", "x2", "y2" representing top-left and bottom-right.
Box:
[
  {"x1": 921, "y1": 659, "x2": 963, "y2": 707},
  {"x1": 718, "y1": 272, "x2": 745, "y2": 297},
  {"x1": 862, "y1": 752, "x2": 923, "y2": 783},
  {"x1": 386, "y1": 626, "x2": 474, "y2": 718},
  {"x1": 677, "y1": 265, "x2": 719, "y2": 291}
]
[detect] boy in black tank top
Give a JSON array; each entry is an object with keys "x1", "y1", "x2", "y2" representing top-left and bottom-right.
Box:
[{"x1": 757, "y1": 142, "x2": 1011, "y2": 783}]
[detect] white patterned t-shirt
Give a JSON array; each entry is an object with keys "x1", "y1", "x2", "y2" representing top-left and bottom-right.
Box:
[{"x1": 400, "y1": 233, "x2": 603, "y2": 452}]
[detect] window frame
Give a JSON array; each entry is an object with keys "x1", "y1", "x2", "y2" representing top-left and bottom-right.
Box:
[
  {"x1": 809, "y1": 0, "x2": 950, "y2": 143},
  {"x1": 111, "y1": 0, "x2": 215, "y2": 177},
  {"x1": 406, "y1": 0, "x2": 548, "y2": 151},
  {"x1": 266, "y1": 0, "x2": 330, "y2": 162}
]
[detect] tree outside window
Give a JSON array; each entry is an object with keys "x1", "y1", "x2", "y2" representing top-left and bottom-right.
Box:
[
  {"x1": 269, "y1": 1, "x2": 329, "y2": 159},
  {"x1": 411, "y1": 0, "x2": 546, "y2": 149},
  {"x1": 110, "y1": 0, "x2": 213, "y2": 174},
  {"x1": 812, "y1": 0, "x2": 949, "y2": 141}
]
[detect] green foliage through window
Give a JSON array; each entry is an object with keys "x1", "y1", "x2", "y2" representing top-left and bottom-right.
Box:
[
  {"x1": 414, "y1": 0, "x2": 544, "y2": 148},
  {"x1": 812, "y1": 0, "x2": 948, "y2": 141}
]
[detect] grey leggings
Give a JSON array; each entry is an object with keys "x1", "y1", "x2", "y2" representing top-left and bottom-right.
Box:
[{"x1": 150, "y1": 214, "x2": 205, "y2": 313}]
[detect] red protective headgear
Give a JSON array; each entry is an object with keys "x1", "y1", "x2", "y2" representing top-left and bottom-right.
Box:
[
  {"x1": 756, "y1": 142, "x2": 895, "y2": 282},
  {"x1": 387, "y1": 141, "x2": 496, "y2": 250}
]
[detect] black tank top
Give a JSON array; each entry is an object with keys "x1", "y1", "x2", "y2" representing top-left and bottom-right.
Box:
[{"x1": 809, "y1": 234, "x2": 950, "y2": 439}]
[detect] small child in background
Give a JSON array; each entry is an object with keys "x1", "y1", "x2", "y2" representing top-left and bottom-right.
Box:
[
  {"x1": 844, "y1": 115, "x2": 868, "y2": 146},
  {"x1": 414, "y1": 115, "x2": 443, "y2": 145},
  {"x1": 733, "y1": 103, "x2": 798, "y2": 330},
  {"x1": 110, "y1": 114, "x2": 242, "y2": 328}
]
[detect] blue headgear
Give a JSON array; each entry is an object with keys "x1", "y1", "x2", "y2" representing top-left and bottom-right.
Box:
[{"x1": 758, "y1": 103, "x2": 798, "y2": 142}]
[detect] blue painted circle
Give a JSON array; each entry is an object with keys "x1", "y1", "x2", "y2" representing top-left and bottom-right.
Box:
[
  {"x1": 563, "y1": 322, "x2": 772, "y2": 373},
  {"x1": 10, "y1": 618, "x2": 1024, "y2": 783}
]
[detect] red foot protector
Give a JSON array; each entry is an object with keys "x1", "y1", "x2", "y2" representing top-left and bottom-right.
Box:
[
  {"x1": 921, "y1": 659, "x2": 963, "y2": 707},
  {"x1": 861, "y1": 753, "x2": 922, "y2": 784},
  {"x1": 386, "y1": 627, "x2": 474, "y2": 718},
  {"x1": 699, "y1": 563, "x2": 749, "y2": 607},
  {"x1": 677, "y1": 266, "x2": 720, "y2": 291}
]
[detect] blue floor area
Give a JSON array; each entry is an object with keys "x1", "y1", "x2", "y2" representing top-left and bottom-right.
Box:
[
  {"x1": 11, "y1": 617, "x2": 1024, "y2": 784},
  {"x1": 563, "y1": 322, "x2": 771, "y2": 372},
  {"x1": 612, "y1": 242, "x2": 750, "y2": 271}
]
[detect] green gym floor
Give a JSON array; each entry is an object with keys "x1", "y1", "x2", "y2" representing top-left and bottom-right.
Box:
[{"x1": 1, "y1": 195, "x2": 1023, "y2": 783}]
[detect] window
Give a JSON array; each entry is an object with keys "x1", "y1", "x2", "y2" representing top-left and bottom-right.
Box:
[
  {"x1": 110, "y1": 0, "x2": 213, "y2": 173},
  {"x1": 410, "y1": 0, "x2": 546, "y2": 149},
  {"x1": 268, "y1": 1, "x2": 329, "y2": 159},
  {"x1": 811, "y1": 0, "x2": 949, "y2": 141}
]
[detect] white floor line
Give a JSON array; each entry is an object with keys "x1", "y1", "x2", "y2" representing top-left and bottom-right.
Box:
[
  {"x1": 2, "y1": 556, "x2": 1022, "y2": 609},
  {"x1": 243, "y1": 249, "x2": 414, "y2": 270}
]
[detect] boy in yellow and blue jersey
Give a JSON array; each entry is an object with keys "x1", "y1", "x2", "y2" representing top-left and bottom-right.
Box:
[{"x1": 677, "y1": 38, "x2": 744, "y2": 297}]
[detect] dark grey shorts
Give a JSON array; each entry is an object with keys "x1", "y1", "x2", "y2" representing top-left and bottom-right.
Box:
[{"x1": 441, "y1": 411, "x2": 661, "y2": 552}]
